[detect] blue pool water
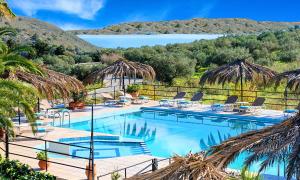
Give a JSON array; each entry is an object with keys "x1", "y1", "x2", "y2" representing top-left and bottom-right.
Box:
[
  {"x1": 78, "y1": 34, "x2": 222, "y2": 48},
  {"x1": 38, "y1": 136, "x2": 148, "y2": 159},
  {"x1": 59, "y1": 110, "x2": 284, "y2": 176},
  {"x1": 69, "y1": 141, "x2": 146, "y2": 159}
]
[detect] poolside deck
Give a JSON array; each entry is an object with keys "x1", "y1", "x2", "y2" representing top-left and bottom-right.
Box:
[{"x1": 4, "y1": 101, "x2": 287, "y2": 179}]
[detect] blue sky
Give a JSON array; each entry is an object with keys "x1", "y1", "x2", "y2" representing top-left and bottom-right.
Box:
[{"x1": 7, "y1": 0, "x2": 300, "y2": 30}]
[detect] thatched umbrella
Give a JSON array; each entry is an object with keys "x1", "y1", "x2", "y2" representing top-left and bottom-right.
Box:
[
  {"x1": 127, "y1": 152, "x2": 229, "y2": 180},
  {"x1": 274, "y1": 69, "x2": 300, "y2": 92},
  {"x1": 208, "y1": 113, "x2": 300, "y2": 180},
  {"x1": 273, "y1": 69, "x2": 300, "y2": 108},
  {"x1": 200, "y1": 59, "x2": 277, "y2": 101},
  {"x1": 84, "y1": 57, "x2": 155, "y2": 95}
]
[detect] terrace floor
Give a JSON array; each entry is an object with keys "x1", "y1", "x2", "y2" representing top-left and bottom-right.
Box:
[{"x1": 4, "y1": 101, "x2": 287, "y2": 179}]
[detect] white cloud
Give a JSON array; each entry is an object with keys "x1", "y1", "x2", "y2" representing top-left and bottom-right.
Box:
[
  {"x1": 195, "y1": 0, "x2": 217, "y2": 17},
  {"x1": 8, "y1": 0, "x2": 104, "y2": 19},
  {"x1": 58, "y1": 23, "x2": 87, "y2": 30},
  {"x1": 123, "y1": 9, "x2": 170, "y2": 23}
]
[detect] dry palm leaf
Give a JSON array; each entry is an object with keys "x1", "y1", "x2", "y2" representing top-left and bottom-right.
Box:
[
  {"x1": 200, "y1": 59, "x2": 277, "y2": 87},
  {"x1": 15, "y1": 67, "x2": 84, "y2": 100},
  {"x1": 84, "y1": 57, "x2": 156, "y2": 85},
  {"x1": 128, "y1": 152, "x2": 228, "y2": 180},
  {"x1": 208, "y1": 113, "x2": 300, "y2": 180}
]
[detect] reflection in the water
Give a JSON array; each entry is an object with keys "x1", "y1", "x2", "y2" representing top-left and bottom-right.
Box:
[{"x1": 200, "y1": 130, "x2": 231, "y2": 150}]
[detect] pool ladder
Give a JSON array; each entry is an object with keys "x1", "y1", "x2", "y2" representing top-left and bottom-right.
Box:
[{"x1": 140, "y1": 142, "x2": 152, "y2": 155}]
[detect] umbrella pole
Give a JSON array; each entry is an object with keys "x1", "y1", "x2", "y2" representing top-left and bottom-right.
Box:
[
  {"x1": 123, "y1": 74, "x2": 126, "y2": 95},
  {"x1": 240, "y1": 65, "x2": 243, "y2": 101}
]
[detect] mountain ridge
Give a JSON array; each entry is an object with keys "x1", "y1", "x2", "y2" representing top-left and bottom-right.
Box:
[
  {"x1": 0, "y1": 16, "x2": 97, "y2": 52},
  {"x1": 68, "y1": 18, "x2": 300, "y2": 35}
]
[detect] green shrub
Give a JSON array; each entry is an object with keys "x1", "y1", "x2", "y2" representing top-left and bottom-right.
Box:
[
  {"x1": 0, "y1": 155, "x2": 55, "y2": 180},
  {"x1": 126, "y1": 84, "x2": 142, "y2": 93},
  {"x1": 71, "y1": 91, "x2": 86, "y2": 102},
  {"x1": 240, "y1": 167, "x2": 262, "y2": 180}
]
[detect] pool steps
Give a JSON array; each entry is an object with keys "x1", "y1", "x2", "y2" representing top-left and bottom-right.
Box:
[{"x1": 59, "y1": 135, "x2": 152, "y2": 156}]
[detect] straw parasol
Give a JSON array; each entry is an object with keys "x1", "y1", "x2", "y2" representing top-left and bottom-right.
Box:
[
  {"x1": 84, "y1": 57, "x2": 155, "y2": 95},
  {"x1": 274, "y1": 69, "x2": 300, "y2": 92},
  {"x1": 200, "y1": 58, "x2": 277, "y2": 101}
]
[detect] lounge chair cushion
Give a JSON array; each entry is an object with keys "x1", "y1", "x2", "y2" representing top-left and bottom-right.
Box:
[
  {"x1": 37, "y1": 127, "x2": 46, "y2": 132},
  {"x1": 239, "y1": 106, "x2": 250, "y2": 109},
  {"x1": 284, "y1": 109, "x2": 299, "y2": 113},
  {"x1": 211, "y1": 104, "x2": 224, "y2": 107},
  {"x1": 139, "y1": 96, "x2": 149, "y2": 100},
  {"x1": 53, "y1": 104, "x2": 65, "y2": 108},
  {"x1": 59, "y1": 109, "x2": 69, "y2": 113},
  {"x1": 34, "y1": 120, "x2": 44, "y2": 126},
  {"x1": 178, "y1": 100, "x2": 190, "y2": 104},
  {"x1": 119, "y1": 99, "x2": 129, "y2": 103},
  {"x1": 160, "y1": 99, "x2": 169, "y2": 102}
]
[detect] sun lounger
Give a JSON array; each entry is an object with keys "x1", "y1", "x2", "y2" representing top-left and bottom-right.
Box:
[
  {"x1": 159, "y1": 92, "x2": 186, "y2": 107},
  {"x1": 132, "y1": 95, "x2": 151, "y2": 104},
  {"x1": 239, "y1": 97, "x2": 265, "y2": 114},
  {"x1": 177, "y1": 92, "x2": 204, "y2": 108},
  {"x1": 284, "y1": 102, "x2": 300, "y2": 117},
  {"x1": 118, "y1": 95, "x2": 132, "y2": 106},
  {"x1": 101, "y1": 93, "x2": 118, "y2": 106},
  {"x1": 211, "y1": 95, "x2": 238, "y2": 111}
]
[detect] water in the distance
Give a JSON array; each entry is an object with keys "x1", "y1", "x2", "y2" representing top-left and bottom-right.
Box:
[{"x1": 78, "y1": 34, "x2": 223, "y2": 48}]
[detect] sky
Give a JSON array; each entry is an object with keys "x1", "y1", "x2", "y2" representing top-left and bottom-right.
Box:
[{"x1": 7, "y1": 0, "x2": 300, "y2": 30}]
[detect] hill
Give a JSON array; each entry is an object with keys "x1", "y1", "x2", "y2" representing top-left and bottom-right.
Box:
[
  {"x1": 0, "y1": 16, "x2": 97, "y2": 52},
  {"x1": 69, "y1": 18, "x2": 300, "y2": 35}
]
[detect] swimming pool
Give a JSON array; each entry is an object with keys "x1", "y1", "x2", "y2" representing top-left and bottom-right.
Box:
[{"x1": 59, "y1": 109, "x2": 284, "y2": 175}]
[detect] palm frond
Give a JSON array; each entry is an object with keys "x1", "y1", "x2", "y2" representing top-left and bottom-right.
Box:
[
  {"x1": 0, "y1": 79, "x2": 37, "y2": 133},
  {"x1": 208, "y1": 113, "x2": 300, "y2": 179},
  {"x1": 15, "y1": 67, "x2": 85, "y2": 100}
]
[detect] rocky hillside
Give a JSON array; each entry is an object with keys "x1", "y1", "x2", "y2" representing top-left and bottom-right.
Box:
[
  {"x1": 69, "y1": 18, "x2": 300, "y2": 35},
  {"x1": 0, "y1": 16, "x2": 97, "y2": 52}
]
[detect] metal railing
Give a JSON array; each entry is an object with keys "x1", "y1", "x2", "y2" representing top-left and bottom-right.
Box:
[
  {"x1": 97, "y1": 157, "x2": 171, "y2": 179},
  {"x1": 0, "y1": 133, "x2": 93, "y2": 179},
  {"x1": 87, "y1": 84, "x2": 300, "y2": 110}
]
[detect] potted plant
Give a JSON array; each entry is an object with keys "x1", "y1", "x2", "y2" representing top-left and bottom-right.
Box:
[
  {"x1": 111, "y1": 171, "x2": 121, "y2": 180},
  {"x1": 126, "y1": 84, "x2": 142, "y2": 98},
  {"x1": 69, "y1": 91, "x2": 86, "y2": 110},
  {"x1": 37, "y1": 151, "x2": 50, "y2": 170},
  {"x1": 85, "y1": 162, "x2": 96, "y2": 179}
]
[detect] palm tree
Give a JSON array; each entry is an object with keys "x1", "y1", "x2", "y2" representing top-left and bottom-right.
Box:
[
  {"x1": 0, "y1": 28, "x2": 84, "y2": 99},
  {"x1": 208, "y1": 113, "x2": 300, "y2": 180},
  {"x1": 128, "y1": 152, "x2": 229, "y2": 180},
  {"x1": 15, "y1": 67, "x2": 84, "y2": 100},
  {"x1": 0, "y1": 0, "x2": 15, "y2": 19},
  {"x1": 0, "y1": 79, "x2": 37, "y2": 134},
  {"x1": 84, "y1": 56, "x2": 155, "y2": 94},
  {"x1": 200, "y1": 58, "x2": 277, "y2": 101}
]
